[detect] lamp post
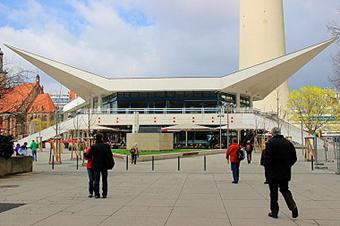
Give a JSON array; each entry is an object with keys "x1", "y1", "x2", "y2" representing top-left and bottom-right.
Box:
[
  {"x1": 218, "y1": 106, "x2": 224, "y2": 150},
  {"x1": 226, "y1": 103, "x2": 230, "y2": 148}
]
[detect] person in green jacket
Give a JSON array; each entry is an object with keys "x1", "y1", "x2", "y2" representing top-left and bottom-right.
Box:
[{"x1": 29, "y1": 140, "x2": 38, "y2": 161}]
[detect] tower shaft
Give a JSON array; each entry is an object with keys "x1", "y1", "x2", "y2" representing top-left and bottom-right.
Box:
[{"x1": 240, "y1": 0, "x2": 289, "y2": 114}]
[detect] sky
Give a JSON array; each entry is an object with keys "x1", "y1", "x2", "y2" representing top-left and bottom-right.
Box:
[{"x1": 0, "y1": 0, "x2": 339, "y2": 94}]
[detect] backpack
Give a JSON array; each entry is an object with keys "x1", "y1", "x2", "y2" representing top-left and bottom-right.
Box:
[
  {"x1": 237, "y1": 148, "x2": 245, "y2": 161},
  {"x1": 105, "y1": 145, "x2": 115, "y2": 170}
]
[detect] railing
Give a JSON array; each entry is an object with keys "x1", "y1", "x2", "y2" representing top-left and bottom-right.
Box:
[{"x1": 77, "y1": 107, "x2": 261, "y2": 115}]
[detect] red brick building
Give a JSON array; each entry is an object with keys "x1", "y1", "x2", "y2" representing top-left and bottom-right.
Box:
[{"x1": 0, "y1": 75, "x2": 56, "y2": 138}]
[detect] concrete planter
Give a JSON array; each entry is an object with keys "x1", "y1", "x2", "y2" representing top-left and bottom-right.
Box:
[{"x1": 0, "y1": 156, "x2": 33, "y2": 177}]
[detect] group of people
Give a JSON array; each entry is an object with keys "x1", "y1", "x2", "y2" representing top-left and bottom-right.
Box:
[
  {"x1": 14, "y1": 140, "x2": 39, "y2": 161},
  {"x1": 84, "y1": 133, "x2": 115, "y2": 199},
  {"x1": 225, "y1": 127, "x2": 299, "y2": 219}
]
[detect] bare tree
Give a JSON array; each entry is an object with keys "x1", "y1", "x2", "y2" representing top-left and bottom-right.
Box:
[
  {"x1": 328, "y1": 11, "x2": 340, "y2": 90},
  {"x1": 0, "y1": 65, "x2": 33, "y2": 98}
]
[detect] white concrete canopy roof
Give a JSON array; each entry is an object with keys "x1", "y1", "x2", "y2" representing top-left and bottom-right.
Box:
[{"x1": 5, "y1": 38, "x2": 334, "y2": 100}]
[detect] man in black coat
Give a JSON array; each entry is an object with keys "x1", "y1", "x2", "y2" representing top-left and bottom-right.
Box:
[
  {"x1": 86, "y1": 133, "x2": 113, "y2": 198},
  {"x1": 262, "y1": 127, "x2": 298, "y2": 219}
]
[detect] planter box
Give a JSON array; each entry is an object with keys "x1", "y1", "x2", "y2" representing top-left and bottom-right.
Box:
[{"x1": 0, "y1": 156, "x2": 33, "y2": 177}]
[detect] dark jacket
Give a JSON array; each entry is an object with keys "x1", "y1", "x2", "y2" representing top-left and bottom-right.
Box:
[
  {"x1": 86, "y1": 142, "x2": 112, "y2": 170},
  {"x1": 262, "y1": 135, "x2": 297, "y2": 182}
]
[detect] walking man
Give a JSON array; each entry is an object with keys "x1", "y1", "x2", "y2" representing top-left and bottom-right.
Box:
[
  {"x1": 29, "y1": 140, "x2": 38, "y2": 161},
  {"x1": 85, "y1": 133, "x2": 114, "y2": 199},
  {"x1": 262, "y1": 127, "x2": 298, "y2": 219},
  {"x1": 226, "y1": 138, "x2": 241, "y2": 184}
]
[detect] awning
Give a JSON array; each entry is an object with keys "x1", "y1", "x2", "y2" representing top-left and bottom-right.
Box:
[{"x1": 161, "y1": 124, "x2": 213, "y2": 132}]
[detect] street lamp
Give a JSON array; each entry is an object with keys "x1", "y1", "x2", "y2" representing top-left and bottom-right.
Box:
[{"x1": 218, "y1": 106, "x2": 224, "y2": 149}]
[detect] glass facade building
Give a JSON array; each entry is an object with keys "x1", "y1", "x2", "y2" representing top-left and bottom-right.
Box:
[{"x1": 101, "y1": 91, "x2": 250, "y2": 109}]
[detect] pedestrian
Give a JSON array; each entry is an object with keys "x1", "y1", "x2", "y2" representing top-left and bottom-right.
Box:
[
  {"x1": 245, "y1": 140, "x2": 253, "y2": 164},
  {"x1": 84, "y1": 147, "x2": 95, "y2": 198},
  {"x1": 262, "y1": 127, "x2": 298, "y2": 219},
  {"x1": 29, "y1": 140, "x2": 38, "y2": 161},
  {"x1": 18, "y1": 142, "x2": 28, "y2": 156},
  {"x1": 226, "y1": 138, "x2": 241, "y2": 184},
  {"x1": 85, "y1": 133, "x2": 114, "y2": 199},
  {"x1": 130, "y1": 143, "x2": 139, "y2": 165},
  {"x1": 260, "y1": 148, "x2": 269, "y2": 184},
  {"x1": 14, "y1": 143, "x2": 20, "y2": 156}
]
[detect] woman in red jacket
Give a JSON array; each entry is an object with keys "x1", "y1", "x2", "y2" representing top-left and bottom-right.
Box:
[
  {"x1": 84, "y1": 147, "x2": 95, "y2": 197},
  {"x1": 226, "y1": 138, "x2": 241, "y2": 184}
]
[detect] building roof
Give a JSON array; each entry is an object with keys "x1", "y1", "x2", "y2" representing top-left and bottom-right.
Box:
[
  {"x1": 5, "y1": 39, "x2": 335, "y2": 101},
  {"x1": 27, "y1": 93, "x2": 56, "y2": 113},
  {"x1": 0, "y1": 83, "x2": 36, "y2": 113}
]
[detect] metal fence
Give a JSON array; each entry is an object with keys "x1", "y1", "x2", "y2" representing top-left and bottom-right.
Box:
[{"x1": 315, "y1": 137, "x2": 340, "y2": 174}]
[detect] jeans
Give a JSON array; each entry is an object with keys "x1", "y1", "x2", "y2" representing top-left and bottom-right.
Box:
[
  {"x1": 246, "y1": 151, "x2": 252, "y2": 163},
  {"x1": 231, "y1": 163, "x2": 240, "y2": 182},
  {"x1": 269, "y1": 180, "x2": 297, "y2": 214},
  {"x1": 87, "y1": 168, "x2": 95, "y2": 195},
  {"x1": 94, "y1": 168, "x2": 108, "y2": 197},
  {"x1": 32, "y1": 150, "x2": 37, "y2": 161},
  {"x1": 131, "y1": 153, "x2": 137, "y2": 164}
]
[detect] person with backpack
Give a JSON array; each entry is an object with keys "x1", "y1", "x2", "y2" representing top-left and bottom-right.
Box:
[
  {"x1": 130, "y1": 143, "x2": 139, "y2": 165},
  {"x1": 18, "y1": 142, "x2": 28, "y2": 156},
  {"x1": 226, "y1": 138, "x2": 243, "y2": 184},
  {"x1": 262, "y1": 127, "x2": 298, "y2": 219},
  {"x1": 245, "y1": 140, "x2": 253, "y2": 164},
  {"x1": 29, "y1": 140, "x2": 38, "y2": 161},
  {"x1": 84, "y1": 133, "x2": 114, "y2": 199}
]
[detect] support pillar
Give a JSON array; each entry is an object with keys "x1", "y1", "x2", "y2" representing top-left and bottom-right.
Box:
[{"x1": 236, "y1": 93, "x2": 241, "y2": 111}]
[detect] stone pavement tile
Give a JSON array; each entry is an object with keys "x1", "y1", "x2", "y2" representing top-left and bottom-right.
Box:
[
  {"x1": 227, "y1": 207, "x2": 272, "y2": 220},
  {"x1": 222, "y1": 199, "x2": 267, "y2": 208},
  {"x1": 165, "y1": 216, "x2": 231, "y2": 226},
  {"x1": 295, "y1": 200, "x2": 340, "y2": 209},
  {"x1": 292, "y1": 219, "x2": 321, "y2": 226},
  {"x1": 170, "y1": 206, "x2": 228, "y2": 219},
  {"x1": 33, "y1": 214, "x2": 106, "y2": 226},
  {"x1": 315, "y1": 220, "x2": 340, "y2": 226},
  {"x1": 3, "y1": 204, "x2": 69, "y2": 215},
  {"x1": 296, "y1": 208, "x2": 340, "y2": 221},
  {"x1": 113, "y1": 206, "x2": 172, "y2": 217},
  {"x1": 175, "y1": 197, "x2": 225, "y2": 209},
  {"x1": 100, "y1": 215, "x2": 167, "y2": 226},
  {"x1": 229, "y1": 218, "x2": 296, "y2": 226},
  {"x1": 74, "y1": 204, "x2": 122, "y2": 216},
  {"x1": 125, "y1": 198, "x2": 176, "y2": 207},
  {"x1": 0, "y1": 213, "x2": 47, "y2": 226},
  {"x1": 219, "y1": 191, "x2": 264, "y2": 200}
]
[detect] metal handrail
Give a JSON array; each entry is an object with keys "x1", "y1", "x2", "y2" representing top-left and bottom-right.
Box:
[{"x1": 78, "y1": 107, "x2": 260, "y2": 115}]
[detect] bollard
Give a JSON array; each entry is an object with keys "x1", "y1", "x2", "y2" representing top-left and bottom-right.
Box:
[
  {"x1": 76, "y1": 155, "x2": 79, "y2": 170},
  {"x1": 311, "y1": 155, "x2": 314, "y2": 171},
  {"x1": 204, "y1": 155, "x2": 206, "y2": 171},
  {"x1": 52, "y1": 155, "x2": 55, "y2": 170},
  {"x1": 177, "y1": 156, "x2": 180, "y2": 171},
  {"x1": 126, "y1": 155, "x2": 129, "y2": 171},
  {"x1": 152, "y1": 156, "x2": 154, "y2": 171}
]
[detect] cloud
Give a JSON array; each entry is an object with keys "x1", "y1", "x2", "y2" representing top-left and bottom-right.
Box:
[{"x1": 0, "y1": 0, "x2": 338, "y2": 94}]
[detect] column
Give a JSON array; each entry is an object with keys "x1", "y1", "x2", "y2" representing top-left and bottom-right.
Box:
[{"x1": 236, "y1": 93, "x2": 241, "y2": 111}]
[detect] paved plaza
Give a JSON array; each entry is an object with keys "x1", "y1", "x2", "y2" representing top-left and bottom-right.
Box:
[{"x1": 0, "y1": 150, "x2": 340, "y2": 226}]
